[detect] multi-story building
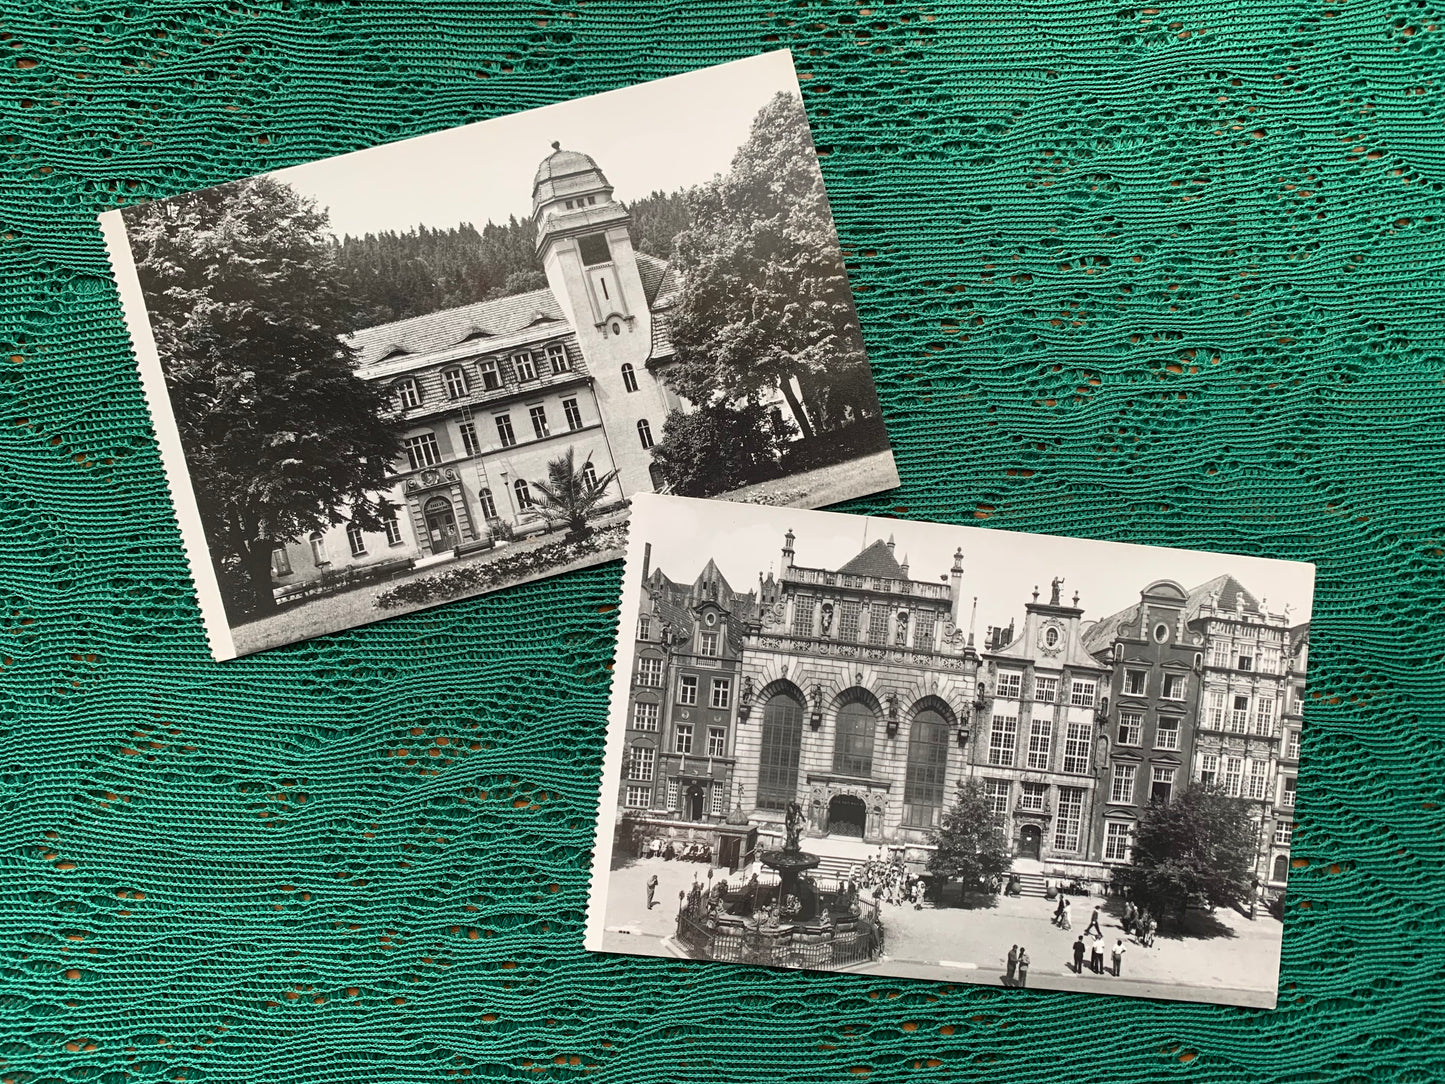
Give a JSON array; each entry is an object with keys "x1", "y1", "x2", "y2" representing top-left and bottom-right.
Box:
[
  {"x1": 973, "y1": 579, "x2": 1112, "y2": 867},
  {"x1": 1187, "y1": 575, "x2": 1293, "y2": 888},
  {"x1": 735, "y1": 531, "x2": 981, "y2": 845},
  {"x1": 1081, "y1": 580, "x2": 1205, "y2": 871},
  {"x1": 622, "y1": 545, "x2": 754, "y2": 824},
  {"x1": 270, "y1": 143, "x2": 682, "y2": 587},
  {"x1": 1269, "y1": 623, "x2": 1308, "y2": 892}
]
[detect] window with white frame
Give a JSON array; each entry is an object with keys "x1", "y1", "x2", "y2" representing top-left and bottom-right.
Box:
[
  {"x1": 1150, "y1": 766, "x2": 1175, "y2": 803},
  {"x1": 1110, "y1": 763, "x2": 1136, "y2": 804},
  {"x1": 309, "y1": 532, "x2": 327, "y2": 566},
  {"x1": 1034, "y1": 676, "x2": 1058, "y2": 704},
  {"x1": 1070, "y1": 678, "x2": 1097, "y2": 708},
  {"x1": 679, "y1": 676, "x2": 698, "y2": 706},
  {"x1": 1274, "y1": 821, "x2": 1294, "y2": 846},
  {"x1": 393, "y1": 378, "x2": 421, "y2": 409},
  {"x1": 345, "y1": 523, "x2": 366, "y2": 557},
  {"x1": 1261, "y1": 646, "x2": 1281, "y2": 674},
  {"x1": 1161, "y1": 672, "x2": 1187, "y2": 700},
  {"x1": 513, "y1": 478, "x2": 533, "y2": 510},
  {"x1": 581, "y1": 462, "x2": 599, "y2": 491},
  {"x1": 1286, "y1": 728, "x2": 1300, "y2": 761},
  {"x1": 792, "y1": 599, "x2": 814, "y2": 637},
  {"x1": 711, "y1": 678, "x2": 731, "y2": 709},
  {"x1": 988, "y1": 714, "x2": 1017, "y2": 766},
  {"x1": 1199, "y1": 753, "x2": 1219, "y2": 786},
  {"x1": 403, "y1": 433, "x2": 441, "y2": 471},
  {"x1": 1062, "y1": 721, "x2": 1092, "y2": 774},
  {"x1": 382, "y1": 514, "x2": 403, "y2": 546},
  {"x1": 698, "y1": 631, "x2": 719, "y2": 657},
  {"x1": 1118, "y1": 711, "x2": 1143, "y2": 746},
  {"x1": 271, "y1": 546, "x2": 291, "y2": 576},
  {"x1": 638, "y1": 616, "x2": 651, "y2": 641},
  {"x1": 443, "y1": 368, "x2": 469, "y2": 399},
  {"x1": 707, "y1": 727, "x2": 726, "y2": 757},
  {"x1": 632, "y1": 701, "x2": 659, "y2": 731},
  {"x1": 983, "y1": 779, "x2": 1010, "y2": 818},
  {"x1": 459, "y1": 421, "x2": 481, "y2": 457},
  {"x1": 529, "y1": 405, "x2": 549, "y2": 440},
  {"x1": 1223, "y1": 755, "x2": 1244, "y2": 797},
  {"x1": 477, "y1": 488, "x2": 497, "y2": 520},
  {"x1": 1209, "y1": 640, "x2": 1232, "y2": 668},
  {"x1": 1054, "y1": 787, "x2": 1084, "y2": 851},
  {"x1": 1237, "y1": 647, "x2": 1255, "y2": 671},
  {"x1": 1155, "y1": 715, "x2": 1181, "y2": 750},
  {"x1": 479, "y1": 359, "x2": 501, "y2": 390},
  {"x1": 837, "y1": 600, "x2": 861, "y2": 642},
  {"x1": 1026, "y1": 719, "x2": 1052, "y2": 770},
  {"x1": 563, "y1": 397, "x2": 583, "y2": 431},
  {"x1": 630, "y1": 745, "x2": 655, "y2": 782},
  {"x1": 1281, "y1": 776, "x2": 1296, "y2": 807},
  {"x1": 1229, "y1": 694, "x2": 1251, "y2": 733},
  {"x1": 1253, "y1": 696, "x2": 1275, "y2": 736},
  {"x1": 674, "y1": 724, "x2": 693, "y2": 754},
  {"x1": 513, "y1": 351, "x2": 537, "y2": 381},
  {"x1": 996, "y1": 671, "x2": 1022, "y2": 700},
  {"x1": 637, "y1": 419, "x2": 654, "y2": 449},
  {"x1": 1019, "y1": 782, "x2": 1048, "y2": 812},
  {"x1": 621, "y1": 363, "x2": 639, "y2": 393},
  {"x1": 625, "y1": 785, "x2": 651, "y2": 809},
  {"x1": 1207, "y1": 689, "x2": 1226, "y2": 728},
  {"x1": 495, "y1": 413, "x2": 516, "y2": 448},
  {"x1": 637, "y1": 657, "x2": 662, "y2": 687},
  {"x1": 547, "y1": 342, "x2": 571, "y2": 374},
  {"x1": 1104, "y1": 820, "x2": 1133, "y2": 862},
  {"x1": 666, "y1": 780, "x2": 679, "y2": 809},
  {"x1": 1246, "y1": 758, "x2": 1269, "y2": 800},
  {"x1": 710, "y1": 782, "x2": 725, "y2": 815},
  {"x1": 1124, "y1": 669, "x2": 1147, "y2": 696}
]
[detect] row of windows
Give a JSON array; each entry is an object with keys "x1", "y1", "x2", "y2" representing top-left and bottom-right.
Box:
[
  {"x1": 1204, "y1": 690, "x2": 1277, "y2": 735},
  {"x1": 623, "y1": 780, "x2": 729, "y2": 814},
  {"x1": 276, "y1": 514, "x2": 405, "y2": 572},
  {"x1": 987, "y1": 714, "x2": 1093, "y2": 774},
  {"x1": 981, "y1": 780, "x2": 1086, "y2": 851},
  {"x1": 1198, "y1": 753, "x2": 1277, "y2": 801},
  {"x1": 789, "y1": 599, "x2": 942, "y2": 649},
  {"x1": 401, "y1": 397, "x2": 592, "y2": 470},
  {"x1": 1207, "y1": 638, "x2": 1283, "y2": 674},
  {"x1": 390, "y1": 343, "x2": 573, "y2": 410},
  {"x1": 994, "y1": 671, "x2": 1097, "y2": 707},
  {"x1": 1121, "y1": 668, "x2": 1191, "y2": 700},
  {"x1": 1108, "y1": 763, "x2": 1178, "y2": 805},
  {"x1": 1116, "y1": 710, "x2": 1181, "y2": 750}
]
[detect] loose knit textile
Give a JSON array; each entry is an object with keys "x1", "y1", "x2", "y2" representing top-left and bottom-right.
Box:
[{"x1": 1, "y1": 2, "x2": 1440, "y2": 1081}]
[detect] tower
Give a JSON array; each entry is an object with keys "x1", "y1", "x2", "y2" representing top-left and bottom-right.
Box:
[{"x1": 532, "y1": 143, "x2": 671, "y2": 496}]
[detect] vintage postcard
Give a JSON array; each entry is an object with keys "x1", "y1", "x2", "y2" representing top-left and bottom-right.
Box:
[
  {"x1": 585, "y1": 493, "x2": 1316, "y2": 1008},
  {"x1": 101, "y1": 50, "x2": 897, "y2": 659}
]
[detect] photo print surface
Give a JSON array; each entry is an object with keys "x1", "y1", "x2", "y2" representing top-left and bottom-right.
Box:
[
  {"x1": 101, "y1": 51, "x2": 897, "y2": 659},
  {"x1": 586, "y1": 494, "x2": 1316, "y2": 1009}
]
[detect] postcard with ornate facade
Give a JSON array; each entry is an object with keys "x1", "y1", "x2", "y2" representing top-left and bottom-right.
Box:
[
  {"x1": 100, "y1": 51, "x2": 896, "y2": 659},
  {"x1": 585, "y1": 493, "x2": 1316, "y2": 1008}
]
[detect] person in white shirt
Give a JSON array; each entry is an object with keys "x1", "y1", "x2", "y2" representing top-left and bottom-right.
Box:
[
  {"x1": 1090, "y1": 933, "x2": 1105, "y2": 974},
  {"x1": 1111, "y1": 938, "x2": 1127, "y2": 977}
]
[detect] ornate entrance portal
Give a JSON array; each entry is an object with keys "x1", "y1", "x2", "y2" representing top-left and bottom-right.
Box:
[
  {"x1": 826, "y1": 794, "x2": 867, "y2": 837},
  {"x1": 423, "y1": 495, "x2": 460, "y2": 553},
  {"x1": 1019, "y1": 823, "x2": 1043, "y2": 860}
]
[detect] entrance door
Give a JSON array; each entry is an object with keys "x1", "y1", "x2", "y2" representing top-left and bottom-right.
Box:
[
  {"x1": 719, "y1": 836, "x2": 741, "y2": 872},
  {"x1": 424, "y1": 496, "x2": 459, "y2": 552},
  {"x1": 1019, "y1": 824, "x2": 1042, "y2": 860},
  {"x1": 686, "y1": 784, "x2": 705, "y2": 821},
  {"x1": 827, "y1": 795, "x2": 868, "y2": 837}
]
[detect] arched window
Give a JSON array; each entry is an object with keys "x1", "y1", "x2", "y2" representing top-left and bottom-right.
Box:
[
  {"x1": 309, "y1": 531, "x2": 327, "y2": 566},
  {"x1": 757, "y1": 691, "x2": 804, "y2": 811},
  {"x1": 477, "y1": 487, "x2": 497, "y2": 520},
  {"x1": 902, "y1": 710, "x2": 950, "y2": 827},
  {"x1": 1272, "y1": 853, "x2": 1288, "y2": 883},
  {"x1": 581, "y1": 462, "x2": 599, "y2": 490},
  {"x1": 833, "y1": 700, "x2": 877, "y2": 778},
  {"x1": 392, "y1": 378, "x2": 421, "y2": 410},
  {"x1": 513, "y1": 478, "x2": 533, "y2": 510},
  {"x1": 637, "y1": 419, "x2": 654, "y2": 449},
  {"x1": 345, "y1": 522, "x2": 366, "y2": 557},
  {"x1": 621, "y1": 363, "x2": 639, "y2": 393}
]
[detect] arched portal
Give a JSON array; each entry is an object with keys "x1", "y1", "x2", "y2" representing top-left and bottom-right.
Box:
[
  {"x1": 1273, "y1": 853, "x2": 1289, "y2": 883},
  {"x1": 423, "y1": 496, "x2": 458, "y2": 551},
  {"x1": 827, "y1": 795, "x2": 868, "y2": 837},
  {"x1": 1019, "y1": 824, "x2": 1043, "y2": 860},
  {"x1": 756, "y1": 689, "x2": 805, "y2": 811}
]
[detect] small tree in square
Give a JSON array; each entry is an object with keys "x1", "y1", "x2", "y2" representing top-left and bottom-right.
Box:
[
  {"x1": 529, "y1": 448, "x2": 619, "y2": 542},
  {"x1": 1114, "y1": 784, "x2": 1259, "y2": 930},
  {"x1": 928, "y1": 779, "x2": 1013, "y2": 904}
]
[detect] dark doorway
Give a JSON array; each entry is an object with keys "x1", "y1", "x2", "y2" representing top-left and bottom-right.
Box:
[
  {"x1": 686, "y1": 784, "x2": 705, "y2": 821},
  {"x1": 1273, "y1": 853, "x2": 1288, "y2": 883},
  {"x1": 827, "y1": 794, "x2": 867, "y2": 837},
  {"x1": 1019, "y1": 824, "x2": 1042, "y2": 860},
  {"x1": 423, "y1": 496, "x2": 459, "y2": 552},
  {"x1": 719, "y1": 836, "x2": 741, "y2": 872}
]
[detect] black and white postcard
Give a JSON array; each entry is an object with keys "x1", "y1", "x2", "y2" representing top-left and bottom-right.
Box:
[
  {"x1": 101, "y1": 51, "x2": 897, "y2": 659},
  {"x1": 585, "y1": 493, "x2": 1315, "y2": 1008}
]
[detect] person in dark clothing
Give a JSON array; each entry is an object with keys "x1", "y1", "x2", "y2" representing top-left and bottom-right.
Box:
[
  {"x1": 1016, "y1": 948, "x2": 1030, "y2": 988},
  {"x1": 1006, "y1": 944, "x2": 1018, "y2": 986},
  {"x1": 646, "y1": 873, "x2": 659, "y2": 910},
  {"x1": 1084, "y1": 904, "x2": 1103, "y2": 937},
  {"x1": 1072, "y1": 935, "x2": 1087, "y2": 974}
]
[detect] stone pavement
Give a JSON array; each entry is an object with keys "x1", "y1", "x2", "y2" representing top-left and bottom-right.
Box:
[{"x1": 596, "y1": 856, "x2": 1281, "y2": 1007}]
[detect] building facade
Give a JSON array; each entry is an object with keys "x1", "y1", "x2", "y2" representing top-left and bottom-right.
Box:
[
  {"x1": 973, "y1": 579, "x2": 1112, "y2": 868},
  {"x1": 1268, "y1": 624, "x2": 1308, "y2": 891},
  {"x1": 1082, "y1": 580, "x2": 1205, "y2": 871},
  {"x1": 269, "y1": 144, "x2": 683, "y2": 590}
]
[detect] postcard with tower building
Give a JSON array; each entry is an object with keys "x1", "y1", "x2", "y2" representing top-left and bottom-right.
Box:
[
  {"x1": 100, "y1": 51, "x2": 897, "y2": 659},
  {"x1": 586, "y1": 493, "x2": 1316, "y2": 1008}
]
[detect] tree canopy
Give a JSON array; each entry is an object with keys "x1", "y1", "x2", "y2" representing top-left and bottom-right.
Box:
[
  {"x1": 927, "y1": 779, "x2": 1013, "y2": 901},
  {"x1": 124, "y1": 176, "x2": 401, "y2": 618},
  {"x1": 661, "y1": 91, "x2": 879, "y2": 439},
  {"x1": 649, "y1": 402, "x2": 792, "y2": 497},
  {"x1": 1113, "y1": 784, "x2": 1260, "y2": 927}
]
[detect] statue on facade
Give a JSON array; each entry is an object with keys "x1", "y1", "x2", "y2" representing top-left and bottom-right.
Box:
[
  {"x1": 1050, "y1": 576, "x2": 1064, "y2": 605},
  {"x1": 895, "y1": 610, "x2": 909, "y2": 646},
  {"x1": 820, "y1": 602, "x2": 834, "y2": 637},
  {"x1": 784, "y1": 800, "x2": 805, "y2": 853}
]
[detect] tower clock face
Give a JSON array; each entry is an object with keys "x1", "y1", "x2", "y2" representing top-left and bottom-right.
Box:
[{"x1": 1038, "y1": 620, "x2": 1065, "y2": 656}]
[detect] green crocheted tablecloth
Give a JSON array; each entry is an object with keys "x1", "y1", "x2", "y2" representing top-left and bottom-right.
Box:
[{"x1": 1, "y1": 2, "x2": 1439, "y2": 1080}]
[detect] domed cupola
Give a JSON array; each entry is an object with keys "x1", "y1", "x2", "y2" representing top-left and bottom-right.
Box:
[{"x1": 532, "y1": 141, "x2": 616, "y2": 223}]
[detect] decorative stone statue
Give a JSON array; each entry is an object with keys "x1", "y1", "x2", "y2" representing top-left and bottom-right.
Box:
[
  {"x1": 784, "y1": 800, "x2": 805, "y2": 853},
  {"x1": 820, "y1": 602, "x2": 834, "y2": 637},
  {"x1": 1050, "y1": 576, "x2": 1064, "y2": 605},
  {"x1": 894, "y1": 610, "x2": 909, "y2": 645}
]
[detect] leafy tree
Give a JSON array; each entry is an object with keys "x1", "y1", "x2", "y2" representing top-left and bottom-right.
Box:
[
  {"x1": 629, "y1": 189, "x2": 692, "y2": 259},
  {"x1": 123, "y1": 177, "x2": 401, "y2": 619},
  {"x1": 649, "y1": 402, "x2": 791, "y2": 497},
  {"x1": 662, "y1": 91, "x2": 879, "y2": 439},
  {"x1": 1114, "y1": 785, "x2": 1259, "y2": 929},
  {"x1": 928, "y1": 779, "x2": 1013, "y2": 903},
  {"x1": 529, "y1": 447, "x2": 620, "y2": 540}
]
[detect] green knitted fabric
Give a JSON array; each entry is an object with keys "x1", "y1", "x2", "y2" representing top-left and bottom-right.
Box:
[{"x1": 0, "y1": 1, "x2": 1438, "y2": 1080}]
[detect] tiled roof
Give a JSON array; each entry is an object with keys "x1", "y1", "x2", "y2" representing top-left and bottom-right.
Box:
[
  {"x1": 1080, "y1": 603, "x2": 1138, "y2": 656},
  {"x1": 1183, "y1": 574, "x2": 1262, "y2": 621},
  {"x1": 837, "y1": 539, "x2": 906, "y2": 580},
  {"x1": 635, "y1": 252, "x2": 669, "y2": 306},
  {"x1": 348, "y1": 287, "x2": 564, "y2": 367}
]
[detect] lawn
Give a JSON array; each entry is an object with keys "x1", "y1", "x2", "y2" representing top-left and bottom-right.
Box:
[{"x1": 718, "y1": 448, "x2": 899, "y2": 508}]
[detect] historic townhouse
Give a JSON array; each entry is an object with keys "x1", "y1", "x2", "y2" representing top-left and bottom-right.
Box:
[
  {"x1": 270, "y1": 143, "x2": 681, "y2": 587},
  {"x1": 1187, "y1": 575, "x2": 1294, "y2": 888},
  {"x1": 735, "y1": 531, "x2": 981, "y2": 844},
  {"x1": 622, "y1": 545, "x2": 754, "y2": 826},
  {"x1": 1268, "y1": 624, "x2": 1308, "y2": 892},
  {"x1": 1081, "y1": 580, "x2": 1205, "y2": 870},
  {"x1": 974, "y1": 580, "x2": 1112, "y2": 867}
]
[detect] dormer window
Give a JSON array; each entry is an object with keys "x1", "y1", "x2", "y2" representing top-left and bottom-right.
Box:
[
  {"x1": 479, "y1": 359, "x2": 501, "y2": 391},
  {"x1": 513, "y1": 352, "x2": 538, "y2": 382},
  {"x1": 698, "y1": 631, "x2": 719, "y2": 657},
  {"x1": 579, "y1": 233, "x2": 611, "y2": 266},
  {"x1": 547, "y1": 342, "x2": 571, "y2": 374},
  {"x1": 443, "y1": 367, "x2": 469, "y2": 399},
  {"x1": 392, "y1": 378, "x2": 421, "y2": 410}
]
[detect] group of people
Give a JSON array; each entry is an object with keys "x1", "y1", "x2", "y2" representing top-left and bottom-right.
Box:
[
  {"x1": 641, "y1": 837, "x2": 711, "y2": 863},
  {"x1": 848, "y1": 853, "x2": 925, "y2": 910},
  {"x1": 1072, "y1": 933, "x2": 1128, "y2": 977}
]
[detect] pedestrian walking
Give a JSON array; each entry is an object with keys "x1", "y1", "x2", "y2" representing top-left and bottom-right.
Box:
[
  {"x1": 1084, "y1": 904, "x2": 1102, "y2": 937},
  {"x1": 1090, "y1": 933, "x2": 1105, "y2": 974},
  {"x1": 645, "y1": 873, "x2": 659, "y2": 910},
  {"x1": 1016, "y1": 947, "x2": 1030, "y2": 989},
  {"x1": 1006, "y1": 944, "x2": 1018, "y2": 986},
  {"x1": 1111, "y1": 939, "x2": 1126, "y2": 977},
  {"x1": 1072, "y1": 935, "x2": 1086, "y2": 974},
  {"x1": 1053, "y1": 893, "x2": 1066, "y2": 925},
  {"x1": 1061, "y1": 898, "x2": 1073, "y2": 930}
]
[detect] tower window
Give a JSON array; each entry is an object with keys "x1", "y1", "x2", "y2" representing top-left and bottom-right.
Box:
[
  {"x1": 579, "y1": 233, "x2": 611, "y2": 266},
  {"x1": 637, "y1": 419, "x2": 654, "y2": 449},
  {"x1": 621, "y1": 364, "x2": 639, "y2": 393}
]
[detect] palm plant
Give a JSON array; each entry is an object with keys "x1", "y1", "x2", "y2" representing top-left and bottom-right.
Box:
[{"x1": 530, "y1": 448, "x2": 620, "y2": 541}]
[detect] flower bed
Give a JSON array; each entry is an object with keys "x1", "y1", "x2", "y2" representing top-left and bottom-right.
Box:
[{"x1": 374, "y1": 525, "x2": 625, "y2": 610}]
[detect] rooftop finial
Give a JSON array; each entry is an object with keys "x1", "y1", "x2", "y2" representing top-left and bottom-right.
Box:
[{"x1": 551, "y1": 140, "x2": 561, "y2": 151}]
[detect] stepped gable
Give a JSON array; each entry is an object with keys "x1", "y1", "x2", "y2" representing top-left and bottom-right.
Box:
[
  {"x1": 348, "y1": 286, "x2": 564, "y2": 369},
  {"x1": 836, "y1": 538, "x2": 907, "y2": 580}
]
